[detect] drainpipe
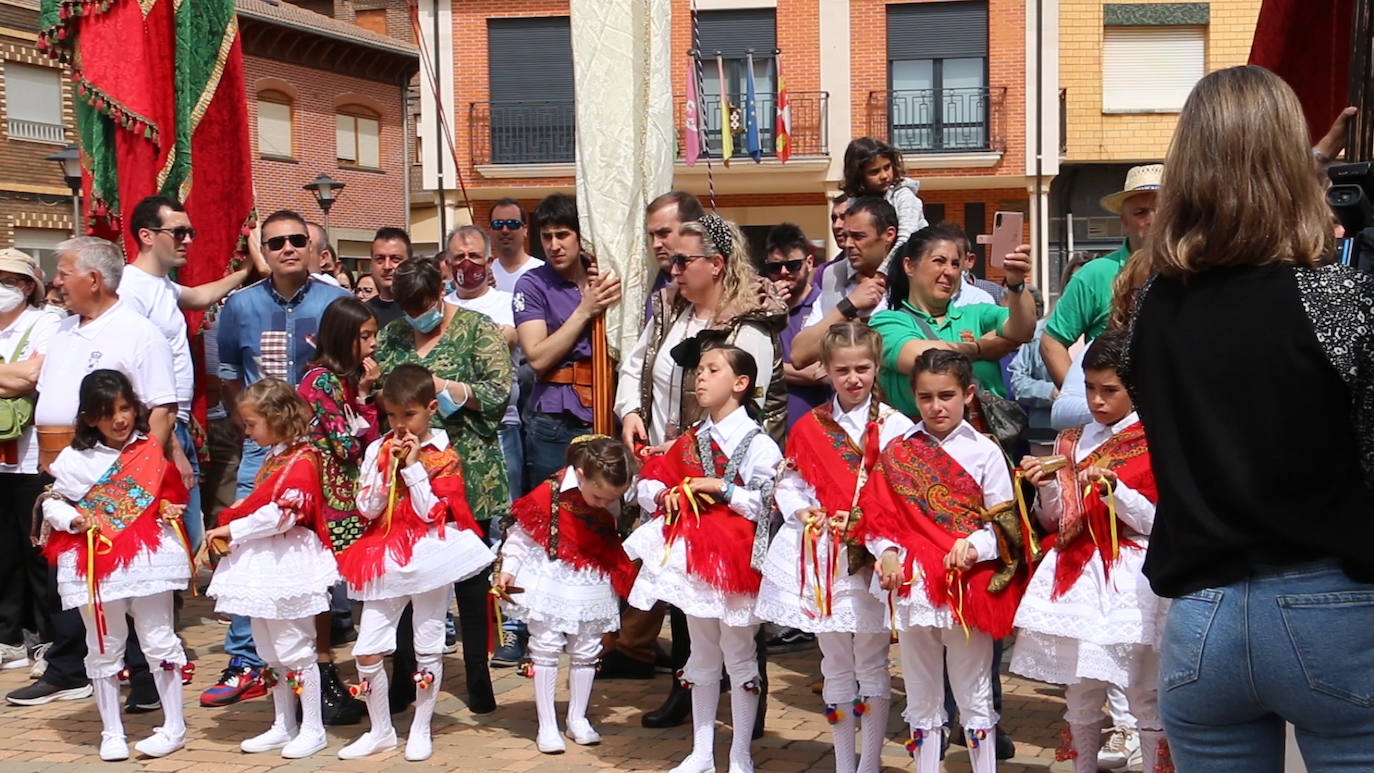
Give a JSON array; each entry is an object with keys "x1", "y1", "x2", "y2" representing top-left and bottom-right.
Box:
[{"x1": 433, "y1": 0, "x2": 447, "y2": 243}]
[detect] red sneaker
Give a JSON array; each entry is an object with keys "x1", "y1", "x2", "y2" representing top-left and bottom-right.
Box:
[{"x1": 199, "y1": 657, "x2": 267, "y2": 707}]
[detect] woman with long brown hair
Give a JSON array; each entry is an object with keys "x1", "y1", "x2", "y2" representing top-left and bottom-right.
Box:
[{"x1": 1124, "y1": 65, "x2": 1374, "y2": 769}]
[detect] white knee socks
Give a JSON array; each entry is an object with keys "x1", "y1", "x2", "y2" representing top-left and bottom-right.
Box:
[
  {"x1": 93, "y1": 675, "x2": 127, "y2": 761},
  {"x1": 281, "y1": 665, "x2": 326, "y2": 758},
  {"x1": 1068, "y1": 722, "x2": 1103, "y2": 773},
  {"x1": 1140, "y1": 728, "x2": 1171, "y2": 773},
  {"x1": 856, "y1": 696, "x2": 890, "y2": 773},
  {"x1": 965, "y1": 726, "x2": 997, "y2": 773},
  {"x1": 565, "y1": 665, "x2": 600, "y2": 745},
  {"x1": 728, "y1": 684, "x2": 759, "y2": 773},
  {"x1": 338, "y1": 660, "x2": 396, "y2": 760},
  {"x1": 407, "y1": 653, "x2": 443, "y2": 761},
  {"x1": 671, "y1": 684, "x2": 719, "y2": 773},
  {"x1": 828, "y1": 704, "x2": 857, "y2": 773},
  {"x1": 908, "y1": 726, "x2": 942, "y2": 773},
  {"x1": 533, "y1": 664, "x2": 565, "y2": 754}
]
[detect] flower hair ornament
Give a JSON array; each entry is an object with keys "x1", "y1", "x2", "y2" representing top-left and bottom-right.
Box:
[{"x1": 698, "y1": 213, "x2": 735, "y2": 257}]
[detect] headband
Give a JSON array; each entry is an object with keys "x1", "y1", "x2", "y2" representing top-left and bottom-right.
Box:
[
  {"x1": 698, "y1": 213, "x2": 735, "y2": 259},
  {"x1": 570, "y1": 433, "x2": 613, "y2": 447}
]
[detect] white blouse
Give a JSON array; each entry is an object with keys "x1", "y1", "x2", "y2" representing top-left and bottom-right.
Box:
[{"x1": 634, "y1": 405, "x2": 783, "y2": 521}]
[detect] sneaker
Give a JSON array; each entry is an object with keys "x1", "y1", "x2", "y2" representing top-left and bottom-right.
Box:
[
  {"x1": 1098, "y1": 725, "x2": 1141, "y2": 772},
  {"x1": 6, "y1": 679, "x2": 92, "y2": 706},
  {"x1": 443, "y1": 617, "x2": 459, "y2": 655},
  {"x1": 490, "y1": 629, "x2": 527, "y2": 668},
  {"x1": 28, "y1": 643, "x2": 50, "y2": 680},
  {"x1": 765, "y1": 627, "x2": 815, "y2": 653},
  {"x1": 0, "y1": 642, "x2": 28, "y2": 671},
  {"x1": 199, "y1": 656, "x2": 268, "y2": 708}
]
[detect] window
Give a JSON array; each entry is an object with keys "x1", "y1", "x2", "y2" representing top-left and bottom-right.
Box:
[
  {"x1": 256, "y1": 91, "x2": 293, "y2": 158},
  {"x1": 886, "y1": 1, "x2": 989, "y2": 152},
  {"x1": 14, "y1": 228, "x2": 68, "y2": 280},
  {"x1": 485, "y1": 17, "x2": 575, "y2": 164},
  {"x1": 1102, "y1": 26, "x2": 1205, "y2": 112},
  {"x1": 355, "y1": 8, "x2": 388, "y2": 36},
  {"x1": 337, "y1": 106, "x2": 380, "y2": 167},
  {"x1": 5, "y1": 64, "x2": 65, "y2": 144},
  {"x1": 696, "y1": 9, "x2": 776, "y2": 158}
]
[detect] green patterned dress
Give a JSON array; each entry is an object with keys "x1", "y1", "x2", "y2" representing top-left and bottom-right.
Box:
[{"x1": 373, "y1": 307, "x2": 514, "y2": 523}]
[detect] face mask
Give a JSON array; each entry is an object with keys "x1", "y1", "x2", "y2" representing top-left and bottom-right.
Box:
[
  {"x1": 406, "y1": 304, "x2": 443, "y2": 333},
  {"x1": 442, "y1": 279, "x2": 457, "y2": 295},
  {"x1": 0, "y1": 283, "x2": 26, "y2": 313},
  {"x1": 454, "y1": 260, "x2": 487, "y2": 291}
]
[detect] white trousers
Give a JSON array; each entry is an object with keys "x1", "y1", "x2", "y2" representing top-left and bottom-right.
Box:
[
  {"x1": 249, "y1": 616, "x2": 316, "y2": 672},
  {"x1": 817, "y1": 631, "x2": 892, "y2": 704},
  {"x1": 353, "y1": 586, "x2": 449, "y2": 657},
  {"x1": 527, "y1": 620, "x2": 602, "y2": 668},
  {"x1": 1065, "y1": 680, "x2": 1161, "y2": 730},
  {"x1": 898, "y1": 625, "x2": 996, "y2": 730},
  {"x1": 682, "y1": 615, "x2": 760, "y2": 687},
  {"x1": 79, "y1": 591, "x2": 184, "y2": 679}
]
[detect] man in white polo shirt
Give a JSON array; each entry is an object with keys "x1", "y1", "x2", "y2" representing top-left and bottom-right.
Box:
[{"x1": 120, "y1": 195, "x2": 268, "y2": 551}]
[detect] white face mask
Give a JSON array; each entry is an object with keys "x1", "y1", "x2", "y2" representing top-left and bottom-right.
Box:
[{"x1": 0, "y1": 283, "x2": 26, "y2": 314}]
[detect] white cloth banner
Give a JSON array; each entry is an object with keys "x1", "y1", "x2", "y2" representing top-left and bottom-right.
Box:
[{"x1": 569, "y1": 0, "x2": 674, "y2": 359}]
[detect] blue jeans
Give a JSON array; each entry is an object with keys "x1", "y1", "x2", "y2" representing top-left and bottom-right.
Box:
[
  {"x1": 500, "y1": 423, "x2": 526, "y2": 500},
  {"x1": 523, "y1": 412, "x2": 587, "y2": 489},
  {"x1": 173, "y1": 421, "x2": 203, "y2": 550},
  {"x1": 225, "y1": 438, "x2": 269, "y2": 668},
  {"x1": 1159, "y1": 560, "x2": 1374, "y2": 772}
]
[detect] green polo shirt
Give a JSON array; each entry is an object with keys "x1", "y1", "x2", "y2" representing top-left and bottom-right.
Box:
[
  {"x1": 870, "y1": 299, "x2": 1011, "y2": 416},
  {"x1": 1045, "y1": 241, "x2": 1130, "y2": 346}
]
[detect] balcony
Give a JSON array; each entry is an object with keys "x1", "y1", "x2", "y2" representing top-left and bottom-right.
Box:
[
  {"x1": 673, "y1": 91, "x2": 828, "y2": 161},
  {"x1": 866, "y1": 87, "x2": 1007, "y2": 160},
  {"x1": 7, "y1": 118, "x2": 66, "y2": 144},
  {"x1": 469, "y1": 100, "x2": 575, "y2": 166}
]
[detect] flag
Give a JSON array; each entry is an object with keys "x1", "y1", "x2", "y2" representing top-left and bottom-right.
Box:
[
  {"x1": 716, "y1": 54, "x2": 732, "y2": 166},
  {"x1": 744, "y1": 52, "x2": 761, "y2": 162},
  {"x1": 775, "y1": 54, "x2": 791, "y2": 163},
  {"x1": 1249, "y1": 0, "x2": 1353, "y2": 144},
  {"x1": 684, "y1": 54, "x2": 701, "y2": 166}
]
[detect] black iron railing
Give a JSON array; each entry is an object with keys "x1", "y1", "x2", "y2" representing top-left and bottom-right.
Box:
[
  {"x1": 673, "y1": 90, "x2": 828, "y2": 160},
  {"x1": 866, "y1": 86, "x2": 1006, "y2": 154},
  {"x1": 469, "y1": 100, "x2": 576, "y2": 165}
]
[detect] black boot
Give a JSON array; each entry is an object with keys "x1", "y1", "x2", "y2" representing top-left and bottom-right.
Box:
[
  {"x1": 456, "y1": 572, "x2": 496, "y2": 714},
  {"x1": 389, "y1": 604, "x2": 417, "y2": 714},
  {"x1": 641, "y1": 606, "x2": 692, "y2": 728},
  {"x1": 752, "y1": 628, "x2": 768, "y2": 741},
  {"x1": 319, "y1": 662, "x2": 365, "y2": 725}
]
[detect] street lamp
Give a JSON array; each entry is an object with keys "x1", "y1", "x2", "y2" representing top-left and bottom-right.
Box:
[
  {"x1": 45, "y1": 143, "x2": 82, "y2": 235},
  {"x1": 303, "y1": 172, "x2": 345, "y2": 231}
]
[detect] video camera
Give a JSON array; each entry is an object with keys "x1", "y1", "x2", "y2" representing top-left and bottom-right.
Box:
[{"x1": 1327, "y1": 161, "x2": 1374, "y2": 272}]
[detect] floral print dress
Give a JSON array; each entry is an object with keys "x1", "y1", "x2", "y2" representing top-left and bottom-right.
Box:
[
  {"x1": 373, "y1": 308, "x2": 514, "y2": 524},
  {"x1": 297, "y1": 366, "x2": 379, "y2": 553}
]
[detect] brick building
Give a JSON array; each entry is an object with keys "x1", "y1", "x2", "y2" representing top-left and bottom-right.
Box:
[
  {"x1": 0, "y1": 0, "x2": 418, "y2": 279},
  {"x1": 415, "y1": 0, "x2": 1059, "y2": 284},
  {"x1": 1049, "y1": 0, "x2": 1262, "y2": 296}
]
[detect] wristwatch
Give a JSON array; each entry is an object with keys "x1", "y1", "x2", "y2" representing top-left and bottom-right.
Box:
[
  {"x1": 836, "y1": 297, "x2": 859, "y2": 320},
  {"x1": 1004, "y1": 280, "x2": 1026, "y2": 293}
]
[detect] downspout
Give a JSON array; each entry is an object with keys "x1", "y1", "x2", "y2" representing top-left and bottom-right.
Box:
[
  {"x1": 433, "y1": 0, "x2": 447, "y2": 242},
  {"x1": 1034, "y1": 0, "x2": 1045, "y2": 288}
]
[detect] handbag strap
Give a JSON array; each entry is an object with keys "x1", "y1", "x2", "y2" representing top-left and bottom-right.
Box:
[
  {"x1": 898, "y1": 302, "x2": 943, "y2": 342},
  {"x1": 1, "y1": 320, "x2": 36, "y2": 365}
]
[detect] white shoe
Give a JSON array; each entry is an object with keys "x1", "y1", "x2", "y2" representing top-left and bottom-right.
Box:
[
  {"x1": 1098, "y1": 725, "x2": 1140, "y2": 772},
  {"x1": 0, "y1": 643, "x2": 28, "y2": 671},
  {"x1": 99, "y1": 733, "x2": 129, "y2": 762},
  {"x1": 338, "y1": 728, "x2": 397, "y2": 759},
  {"x1": 728, "y1": 759, "x2": 755, "y2": 773},
  {"x1": 240, "y1": 724, "x2": 294, "y2": 754},
  {"x1": 669, "y1": 753, "x2": 715, "y2": 773},
  {"x1": 565, "y1": 717, "x2": 601, "y2": 746},
  {"x1": 133, "y1": 728, "x2": 185, "y2": 758},
  {"x1": 536, "y1": 726, "x2": 566, "y2": 754},
  {"x1": 281, "y1": 728, "x2": 327, "y2": 759},
  {"x1": 404, "y1": 730, "x2": 433, "y2": 762}
]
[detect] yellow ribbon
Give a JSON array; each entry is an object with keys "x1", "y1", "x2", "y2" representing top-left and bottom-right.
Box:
[
  {"x1": 1012, "y1": 470, "x2": 1042, "y2": 562},
  {"x1": 85, "y1": 526, "x2": 114, "y2": 653},
  {"x1": 661, "y1": 479, "x2": 706, "y2": 566},
  {"x1": 383, "y1": 449, "x2": 401, "y2": 538},
  {"x1": 1081, "y1": 476, "x2": 1120, "y2": 561},
  {"x1": 947, "y1": 569, "x2": 972, "y2": 642}
]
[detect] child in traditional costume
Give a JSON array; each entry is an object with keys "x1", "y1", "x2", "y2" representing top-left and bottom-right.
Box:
[
  {"x1": 624, "y1": 344, "x2": 783, "y2": 773},
  {"x1": 494, "y1": 435, "x2": 637, "y2": 754},
  {"x1": 856, "y1": 350, "x2": 1032, "y2": 773},
  {"x1": 41, "y1": 370, "x2": 192, "y2": 761},
  {"x1": 756, "y1": 322, "x2": 914, "y2": 773},
  {"x1": 1010, "y1": 331, "x2": 1172, "y2": 773},
  {"x1": 204, "y1": 379, "x2": 339, "y2": 760},
  {"x1": 335, "y1": 364, "x2": 495, "y2": 762}
]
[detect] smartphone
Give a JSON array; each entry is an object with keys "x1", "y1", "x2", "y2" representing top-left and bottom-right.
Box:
[{"x1": 976, "y1": 211, "x2": 1024, "y2": 269}]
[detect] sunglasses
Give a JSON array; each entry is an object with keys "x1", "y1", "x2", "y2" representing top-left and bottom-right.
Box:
[
  {"x1": 670, "y1": 253, "x2": 709, "y2": 269},
  {"x1": 150, "y1": 226, "x2": 196, "y2": 242},
  {"x1": 490, "y1": 219, "x2": 525, "y2": 231},
  {"x1": 263, "y1": 233, "x2": 309, "y2": 251},
  {"x1": 763, "y1": 259, "x2": 806, "y2": 275}
]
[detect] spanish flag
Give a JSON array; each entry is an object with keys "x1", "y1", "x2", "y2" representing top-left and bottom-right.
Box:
[
  {"x1": 716, "y1": 54, "x2": 732, "y2": 165},
  {"x1": 775, "y1": 53, "x2": 792, "y2": 163}
]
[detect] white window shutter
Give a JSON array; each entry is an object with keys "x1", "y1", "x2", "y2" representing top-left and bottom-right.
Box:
[
  {"x1": 1102, "y1": 26, "x2": 1205, "y2": 113},
  {"x1": 357, "y1": 116, "x2": 380, "y2": 168},
  {"x1": 6, "y1": 64, "x2": 62, "y2": 124},
  {"x1": 257, "y1": 100, "x2": 291, "y2": 157},
  {"x1": 336, "y1": 114, "x2": 357, "y2": 162}
]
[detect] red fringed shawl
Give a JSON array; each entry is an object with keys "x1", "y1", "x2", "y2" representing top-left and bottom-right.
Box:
[
  {"x1": 786, "y1": 403, "x2": 882, "y2": 517},
  {"x1": 44, "y1": 436, "x2": 189, "y2": 583},
  {"x1": 511, "y1": 470, "x2": 637, "y2": 598},
  {"x1": 217, "y1": 442, "x2": 328, "y2": 545},
  {"x1": 1048, "y1": 422, "x2": 1156, "y2": 599},
  {"x1": 640, "y1": 427, "x2": 761, "y2": 595},
  {"x1": 336, "y1": 438, "x2": 482, "y2": 589},
  {"x1": 853, "y1": 435, "x2": 1026, "y2": 638}
]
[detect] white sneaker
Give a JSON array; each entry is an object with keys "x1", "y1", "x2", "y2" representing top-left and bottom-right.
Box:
[
  {"x1": 99, "y1": 733, "x2": 129, "y2": 762},
  {"x1": 727, "y1": 755, "x2": 755, "y2": 773},
  {"x1": 404, "y1": 730, "x2": 433, "y2": 762},
  {"x1": 240, "y1": 724, "x2": 294, "y2": 754},
  {"x1": 669, "y1": 754, "x2": 715, "y2": 773},
  {"x1": 338, "y1": 729, "x2": 397, "y2": 760},
  {"x1": 536, "y1": 725, "x2": 566, "y2": 754},
  {"x1": 1098, "y1": 725, "x2": 1141, "y2": 772},
  {"x1": 281, "y1": 728, "x2": 327, "y2": 759},
  {"x1": 0, "y1": 643, "x2": 28, "y2": 671},
  {"x1": 134, "y1": 728, "x2": 185, "y2": 758},
  {"x1": 565, "y1": 718, "x2": 601, "y2": 745},
  {"x1": 28, "y1": 643, "x2": 49, "y2": 680}
]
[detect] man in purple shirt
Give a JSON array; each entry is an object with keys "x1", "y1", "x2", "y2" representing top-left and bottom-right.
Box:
[
  {"x1": 513, "y1": 193, "x2": 621, "y2": 484},
  {"x1": 642, "y1": 190, "x2": 705, "y2": 326},
  {"x1": 764, "y1": 223, "x2": 829, "y2": 429}
]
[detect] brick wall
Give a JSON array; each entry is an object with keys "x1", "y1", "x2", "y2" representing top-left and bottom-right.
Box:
[
  {"x1": 1060, "y1": 0, "x2": 1261, "y2": 162},
  {"x1": 0, "y1": 30, "x2": 77, "y2": 248},
  {"x1": 244, "y1": 55, "x2": 409, "y2": 232}
]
